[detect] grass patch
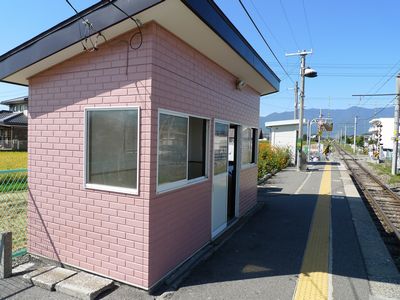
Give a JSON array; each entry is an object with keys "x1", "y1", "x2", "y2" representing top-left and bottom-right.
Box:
[
  {"x1": 0, "y1": 191, "x2": 27, "y2": 252},
  {"x1": 0, "y1": 151, "x2": 28, "y2": 170},
  {"x1": 367, "y1": 161, "x2": 400, "y2": 184},
  {"x1": 0, "y1": 154, "x2": 28, "y2": 253},
  {"x1": 342, "y1": 144, "x2": 355, "y2": 154}
]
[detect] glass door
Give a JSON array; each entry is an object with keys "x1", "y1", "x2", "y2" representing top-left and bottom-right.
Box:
[{"x1": 212, "y1": 122, "x2": 229, "y2": 237}]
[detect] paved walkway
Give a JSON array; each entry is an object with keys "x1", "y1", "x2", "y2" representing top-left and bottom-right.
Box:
[{"x1": 1, "y1": 159, "x2": 400, "y2": 299}]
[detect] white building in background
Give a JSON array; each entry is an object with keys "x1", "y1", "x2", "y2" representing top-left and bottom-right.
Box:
[
  {"x1": 265, "y1": 119, "x2": 304, "y2": 165},
  {"x1": 368, "y1": 118, "x2": 394, "y2": 160}
]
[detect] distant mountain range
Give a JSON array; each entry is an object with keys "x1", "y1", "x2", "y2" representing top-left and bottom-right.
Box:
[{"x1": 260, "y1": 106, "x2": 394, "y2": 136}]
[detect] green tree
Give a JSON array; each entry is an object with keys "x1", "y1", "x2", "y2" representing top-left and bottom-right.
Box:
[{"x1": 356, "y1": 136, "x2": 364, "y2": 147}]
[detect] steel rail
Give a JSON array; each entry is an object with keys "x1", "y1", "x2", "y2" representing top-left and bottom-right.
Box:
[{"x1": 335, "y1": 144, "x2": 400, "y2": 241}]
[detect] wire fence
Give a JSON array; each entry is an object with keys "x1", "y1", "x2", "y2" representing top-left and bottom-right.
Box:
[{"x1": 0, "y1": 168, "x2": 28, "y2": 257}]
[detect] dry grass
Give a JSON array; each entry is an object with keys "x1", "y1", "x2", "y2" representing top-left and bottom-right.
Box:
[
  {"x1": 0, "y1": 151, "x2": 27, "y2": 170},
  {"x1": 0, "y1": 152, "x2": 28, "y2": 253},
  {"x1": 0, "y1": 191, "x2": 27, "y2": 252}
]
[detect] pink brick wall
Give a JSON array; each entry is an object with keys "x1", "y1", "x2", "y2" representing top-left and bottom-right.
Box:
[
  {"x1": 239, "y1": 167, "x2": 258, "y2": 215},
  {"x1": 27, "y1": 21, "x2": 260, "y2": 289},
  {"x1": 28, "y1": 25, "x2": 154, "y2": 288},
  {"x1": 148, "y1": 23, "x2": 259, "y2": 286}
]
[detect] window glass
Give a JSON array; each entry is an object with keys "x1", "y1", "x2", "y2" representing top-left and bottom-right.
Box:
[
  {"x1": 242, "y1": 127, "x2": 256, "y2": 165},
  {"x1": 86, "y1": 109, "x2": 138, "y2": 190},
  {"x1": 214, "y1": 123, "x2": 228, "y2": 175},
  {"x1": 188, "y1": 117, "x2": 207, "y2": 179},
  {"x1": 158, "y1": 113, "x2": 188, "y2": 186}
]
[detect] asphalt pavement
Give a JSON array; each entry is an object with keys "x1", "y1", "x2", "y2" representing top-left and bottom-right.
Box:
[{"x1": 1, "y1": 161, "x2": 400, "y2": 300}]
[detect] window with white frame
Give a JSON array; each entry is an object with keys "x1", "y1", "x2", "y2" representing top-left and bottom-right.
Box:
[
  {"x1": 158, "y1": 111, "x2": 208, "y2": 191},
  {"x1": 85, "y1": 107, "x2": 139, "y2": 193},
  {"x1": 241, "y1": 127, "x2": 257, "y2": 166}
]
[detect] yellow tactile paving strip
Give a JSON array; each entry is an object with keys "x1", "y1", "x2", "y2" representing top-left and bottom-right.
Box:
[{"x1": 294, "y1": 164, "x2": 331, "y2": 300}]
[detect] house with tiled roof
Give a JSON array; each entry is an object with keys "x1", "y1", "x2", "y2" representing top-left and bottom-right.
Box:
[{"x1": 0, "y1": 96, "x2": 28, "y2": 150}]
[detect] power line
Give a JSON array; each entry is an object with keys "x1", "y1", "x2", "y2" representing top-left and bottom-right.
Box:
[
  {"x1": 248, "y1": 0, "x2": 287, "y2": 53},
  {"x1": 359, "y1": 58, "x2": 400, "y2": 106},
  {"x1": 279, "y1": 0, "x2": 300, "y2": 50},
  {"x1": 285, "y1": 73, "x2": 400, "y2": 78},
  {"x1": 358, "y1": 96, "x2": 396, "y2": 121},
  {"x1": 64, "y1": 0, "x2": 106, "y2": 52},
  {"x1": 301, "y1": 0, "x2": 313, "y2": 49},
  {"x1": 107, "y1": 0, "x2": 143, "y2": 50},
  {"x1": 238, "y1": 0, "x2": 295, "y2": 83}
]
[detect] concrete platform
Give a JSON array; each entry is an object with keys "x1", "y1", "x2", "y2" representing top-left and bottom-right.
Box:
[
  {"x1": 56, "y1": 272, "x2": 114, "y2": 300},
  {"x1": 29, "y1": 267, "x2": 77, "y2": 290},
  {"x1": 2, "y1": 161, "x2": 400, "y2": 300}
]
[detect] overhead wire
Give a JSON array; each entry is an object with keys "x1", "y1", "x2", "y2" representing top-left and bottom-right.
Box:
[
  {"x1": 107, "y1": 0, "x2": 143, "y2": 50},
  {"x1": 238, "y1": 0, "x2": 295, "y2": 84},
  {"x1": 359, "y1": 58, "x2": 400, "y2": 106},
  {"x1": 65, "y1": 0, "x2": 106, "y2": 52},
  {"x1": 279, "y1": 0, "x2": 300, "y2": 50},
  {"x1": 248, "y1": 0, "x2": 287, "y2": 53},
  {"x1": 301, "y1": 0, "x2": 313, "y2": 50},
  {"x1": 358, "y1": 96, "x2": 396, "y2": 121}
]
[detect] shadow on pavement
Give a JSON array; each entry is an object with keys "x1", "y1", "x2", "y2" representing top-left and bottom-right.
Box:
[{"x1": 172, "y1": 171, "x2": 391, "y2": 298}]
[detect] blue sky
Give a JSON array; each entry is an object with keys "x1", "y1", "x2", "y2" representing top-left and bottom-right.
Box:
[{"x1": 1, "y1": 0, "x2": 399, "y2": 117}]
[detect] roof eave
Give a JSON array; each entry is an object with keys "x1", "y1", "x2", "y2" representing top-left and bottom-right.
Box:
[{"x1": 0, "y1": 0, "x2": 279, "y2": 95}]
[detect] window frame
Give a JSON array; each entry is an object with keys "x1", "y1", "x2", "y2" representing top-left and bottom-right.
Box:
[
  {"x1": 83, "y1": 106, "x2": 140, "y2": 195},
  {"x1": 157, "y1": 109, "x2": 210, "y2": 193},
  {"x1": 241, "y1": 126, "x2": 258, "y2": 169}
]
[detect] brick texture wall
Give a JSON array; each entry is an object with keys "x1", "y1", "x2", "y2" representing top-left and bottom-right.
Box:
[
  {"x1": 148, "y1": 23, "x2": 259, "y2": 286},
  {"x1": 27, "y1": 21, "x2": 260, "y2": 289},
  {"x1": 28, "y1": 26, "x2": 154, "y2": 288}
]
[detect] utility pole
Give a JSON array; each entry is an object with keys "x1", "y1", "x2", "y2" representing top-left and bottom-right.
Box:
[
  {"x1": 307, "y1": 120, "x2": 311, "y2": 161},
  {"x1": 294, "y1": 81, "x2": 299, "y2": 119},
  {"x1": 354, "y1": 116, "x2": 357, "y2": 153},
  {"x1": 340, "y1": 128, "x2": 342, "y2": 144},
  {"x1": 391, "y1": 74, "x2": 400, "y2": 175},
  {"x1": 318, "y1": 109, "x2": 322, "y2": 158},
  {"x1": 286, "y1": 50, "x2": 315, "y2": 171},
  {"x1": 344, "y1": 124, "x2": 347, "y2": 145}
]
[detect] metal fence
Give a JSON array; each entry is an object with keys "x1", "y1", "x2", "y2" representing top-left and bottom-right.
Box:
[{"x1": 0, "y1": 169, "x2": 28, "y2": 257}]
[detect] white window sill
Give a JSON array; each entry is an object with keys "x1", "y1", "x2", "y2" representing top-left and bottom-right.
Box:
[
  {"x1": 157, "y1": 176, "x2": 208, "y2": 194},
  {"x1": 85, "y1": 183, "x2": 138, "y2": 195}
]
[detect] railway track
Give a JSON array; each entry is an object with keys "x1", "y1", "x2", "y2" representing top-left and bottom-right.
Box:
[{"x1": 335, "y1": 144, "x2": 400, "y2": 242}]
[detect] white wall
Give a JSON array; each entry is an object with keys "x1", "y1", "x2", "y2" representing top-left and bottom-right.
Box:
[
  {"x1": 270, "y1": 126, "x2": 297, "y2": 164},
  {"x1": 380, "y1": 118, "x2": 394, "y2": 150}
]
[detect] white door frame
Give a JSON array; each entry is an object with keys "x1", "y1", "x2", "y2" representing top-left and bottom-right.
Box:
[{"x1": 211, "y1": 119, "x2": 241, "y2": 238}]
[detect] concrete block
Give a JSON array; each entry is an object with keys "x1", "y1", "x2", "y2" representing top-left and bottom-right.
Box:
[
  {"x1": 22, "y1": 266, "x2": 55, "y2": 284},
  {"x1": 0, "y1": 232, "x2": 12, "y2": 279},
  {"x1": 56, "y1": 272, "x2": 114, "y2": 300},
  {"x1": 13, "y1": 262, "x2": 36, "y2": 275},
  {"x1": 31, "y1": 267, "x2": 77, "y2": 290}
]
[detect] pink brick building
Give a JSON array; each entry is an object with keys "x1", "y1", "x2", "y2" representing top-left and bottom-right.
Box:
[{"x1": 0, "y1": 0, "x2": 279, "y2": 290}]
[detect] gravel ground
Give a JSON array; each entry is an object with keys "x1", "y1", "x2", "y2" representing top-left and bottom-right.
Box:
[
  {"x1": 345, "y1": 153, "x2": 400, "y2": 189},
  {"x1": 333, "y1": 151, "x2": 400, "y2": 271},
  {"x1": 12, "y1": 253, "x2": 30, "y2": 268}
]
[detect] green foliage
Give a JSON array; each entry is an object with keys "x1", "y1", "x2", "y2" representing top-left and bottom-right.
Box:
[
  {"x1": 368, "y1": 161, "x2": 400, "y2": 184},
  {"x1": 356, "y1": 136, "x2": 364, "y2": 147},
  {"x1": 258, "y1": 141, "x2": 291, "y2": 179}
]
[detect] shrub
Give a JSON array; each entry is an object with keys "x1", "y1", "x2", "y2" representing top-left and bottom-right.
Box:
[{"x1": 258, "y1": 141, "x2": 291, "y2": 180}]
